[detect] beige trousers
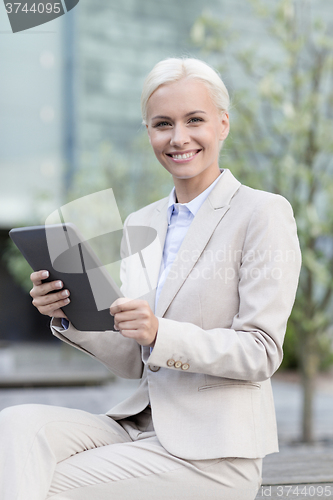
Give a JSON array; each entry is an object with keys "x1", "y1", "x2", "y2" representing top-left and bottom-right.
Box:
[{"x1": 0, "y1": 404, "x2": 262, "y2": 500}]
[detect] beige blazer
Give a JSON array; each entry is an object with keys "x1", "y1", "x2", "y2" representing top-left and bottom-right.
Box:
[{"x1": 51, "y1": 169, "x2": 302, "y2": 460}]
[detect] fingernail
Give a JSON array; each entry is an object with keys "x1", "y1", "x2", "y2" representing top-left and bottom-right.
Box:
[{"x1": 42, "y1": 271, "x2": 49, "y2": 278}]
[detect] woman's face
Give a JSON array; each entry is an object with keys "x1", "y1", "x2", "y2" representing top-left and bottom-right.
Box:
[{"x1": 146, "y1": 78, "x2": 229, "y2": 185}]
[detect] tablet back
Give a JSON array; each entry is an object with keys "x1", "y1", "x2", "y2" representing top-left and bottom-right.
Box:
[{"x1": 9, "y1": 224, "x2": 122, "y2": 331}]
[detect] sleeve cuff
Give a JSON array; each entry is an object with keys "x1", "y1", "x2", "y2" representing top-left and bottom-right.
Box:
[{"x1": 61, "y1": 318, "x2": 70, "y2": 330}]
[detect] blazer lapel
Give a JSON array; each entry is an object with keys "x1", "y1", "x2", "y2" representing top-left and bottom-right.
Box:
[{"x1": 155, "y1": 169, "x2": 241, "y2": 318}]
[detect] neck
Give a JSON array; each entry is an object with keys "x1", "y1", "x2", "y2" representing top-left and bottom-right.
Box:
[{"x1": 173, "y1": 168, "x2": 221, "y2": 204}]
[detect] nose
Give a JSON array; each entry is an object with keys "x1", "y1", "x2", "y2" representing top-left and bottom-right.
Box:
[{"x1": 170, "y1": 123, "x2": 190, "y2": 147}]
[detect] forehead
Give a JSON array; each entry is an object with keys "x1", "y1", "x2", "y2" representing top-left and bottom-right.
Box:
[{"x1": 147, "y1": 78, "x2": 217, "y2": 119}]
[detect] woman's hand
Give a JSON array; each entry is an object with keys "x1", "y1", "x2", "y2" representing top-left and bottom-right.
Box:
[
  {"x1": 30, "y1": 270, "x2": 70, "y2": 319},
  {"x1": 110, "y1": 298, "x2": 158, "y2": 348}
]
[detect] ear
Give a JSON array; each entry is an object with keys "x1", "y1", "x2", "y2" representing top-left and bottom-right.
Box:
[{"x1": 219, "y1": 113, "x2": 230, "y2": 141}]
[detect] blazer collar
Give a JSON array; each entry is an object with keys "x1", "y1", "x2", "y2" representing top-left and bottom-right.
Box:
[
  {"x1": 146, "y1": 169, "x2": 241, "y2": 317},
  {"x1": 208, "y1": 168, "x2": 242, "y2": 209}
]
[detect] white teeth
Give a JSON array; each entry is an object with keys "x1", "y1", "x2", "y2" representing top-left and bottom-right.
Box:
[{"x1": 170, "y1": 151, "x2": 197, "y2": 159}]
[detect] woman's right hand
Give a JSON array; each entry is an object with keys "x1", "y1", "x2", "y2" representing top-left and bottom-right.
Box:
[{"x1": 30, "y1": 270, "x2": 70, "y2": 319}]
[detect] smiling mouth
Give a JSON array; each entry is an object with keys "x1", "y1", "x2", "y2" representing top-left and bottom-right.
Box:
[{"x1": 166, "y1": 149, "x2": 201, "y2": 160}]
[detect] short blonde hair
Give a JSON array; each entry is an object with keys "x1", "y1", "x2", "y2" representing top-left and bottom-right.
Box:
[{"x1": 141, "y1": 57, "x2": 230, "y2": 125}]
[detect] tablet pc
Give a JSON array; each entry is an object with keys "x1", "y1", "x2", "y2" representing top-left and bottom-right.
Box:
[{"x1": 9, "y1": 223, "x2": 123, "y2": 331}]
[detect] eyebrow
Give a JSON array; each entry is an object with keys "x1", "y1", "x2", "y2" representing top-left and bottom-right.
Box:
[{"x1": 151, "y1": 110, "x2": 207, "y2": 121}]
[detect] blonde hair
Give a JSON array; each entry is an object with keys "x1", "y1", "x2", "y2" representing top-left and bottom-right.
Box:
[{"x1": 141, "y1": 57, "x2": 230, "y2": 125}]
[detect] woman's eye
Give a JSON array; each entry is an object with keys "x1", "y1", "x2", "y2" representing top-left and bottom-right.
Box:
[{"x1": 155, "y1": 121, "x2": 170, "y2": 127}]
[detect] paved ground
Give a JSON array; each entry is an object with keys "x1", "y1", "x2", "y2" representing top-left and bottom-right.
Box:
[
  {"x1": 0, "y1": 343, "x2": 332, "y2": 498},
  {"x1": 272, "y1": 371, "x2": 333, "y2": 445}
]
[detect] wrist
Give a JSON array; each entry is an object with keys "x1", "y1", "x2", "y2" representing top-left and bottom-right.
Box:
[{"x1": 148, "y1": 330, "x2": 157, "y2": 348}]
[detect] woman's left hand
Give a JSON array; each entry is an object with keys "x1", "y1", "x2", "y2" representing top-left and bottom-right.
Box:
[{"x1": 110, "y1": 298, "x2": 158, "y2": 348}]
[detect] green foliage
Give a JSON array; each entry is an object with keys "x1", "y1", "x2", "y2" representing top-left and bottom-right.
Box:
[
  {"x1": 280, "y1": 323, "x2": 299, "y2": 371},
  {"x1": 2, "y1": 238, "x2": 33, "y2": 292},
  {"x1": 191, "y1": 0, "x2": 333, "y2": 372}
]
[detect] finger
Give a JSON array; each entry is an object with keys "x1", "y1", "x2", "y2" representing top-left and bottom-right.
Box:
[
  {"x1": 32, "y1": 289, "x2": 70, "y2": 307},
  {"x1": 113, "y1": 309, "x2": 142, "y2": 323},
  {"x1": 30, "y1": 270, "x2": 49, "y2": 285},
  {"x1": 36, "y1": 297, "x2": 71, "y2": 316},
  {"x1": 117, "y1": 320, "x2": 139, "y2": 331},
  {"x1": 30, "y1": 280, "x2": 64, "y2": 298},
  {"x1": 110, "y1": 298, "x2": 142, "y2": 315},
  {"x1": 118, "y1": 329, "x2": 138, "y2": 339},
  {"x1": 110, "y1": 297, "x2": 133, "y2": 312}
]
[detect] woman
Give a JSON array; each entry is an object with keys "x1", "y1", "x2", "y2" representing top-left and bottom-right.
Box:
[{"x1": 0, "y1": 58, "x2": 301, "y2": 500}]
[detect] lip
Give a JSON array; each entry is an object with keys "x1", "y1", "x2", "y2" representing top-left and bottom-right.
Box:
[{"x1": 166, "y1": 149, "x2": 202, "y2": 163}]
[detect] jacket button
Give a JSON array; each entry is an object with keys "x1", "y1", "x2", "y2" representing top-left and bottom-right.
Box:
[
  {"x1": 181, "y1": 363, "x2": 190, "y2": 370},
  {"x1": 167, "y1": 359, "x2": 175, "y2": 367},
  {"x1": 148, "y1": 364, "x2": 160, "y2": 372},
  {"x1": 174, "y1": 361, "x2": 182, "y2": 369}
]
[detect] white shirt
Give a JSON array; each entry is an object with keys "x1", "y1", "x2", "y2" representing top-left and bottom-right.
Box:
[{"x1": 154, "y1": 172, "x2": 223, "y2": 311}]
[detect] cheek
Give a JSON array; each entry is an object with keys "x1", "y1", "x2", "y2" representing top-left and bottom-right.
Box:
[
  {"x1": 150, "y1": 133, "x2": 169, "y2": 155},
  {"x1": 199, "y1": 127, "x2": 220, "y2": 151}
]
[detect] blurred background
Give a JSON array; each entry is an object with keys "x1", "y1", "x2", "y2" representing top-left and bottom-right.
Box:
[{"x1": 0, "y1": 0, "x2": 332, "y2": 456}]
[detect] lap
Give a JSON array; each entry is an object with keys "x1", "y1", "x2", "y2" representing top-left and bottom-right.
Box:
[
  {"x1": 0, "y1": 403, "x2": 131, "y2": 462},
  {"x1": 45, "y1": 406, "x2": 262, "y2": 500},
  {"x1": 48, "y1": 437, "x2": 262, "y2": 500},
  {"x1": 0, "y1": 404, "x2": 262, "y2": 500}
]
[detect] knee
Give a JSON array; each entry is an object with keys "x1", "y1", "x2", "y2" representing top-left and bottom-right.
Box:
[
  {"x1": 0, "y1": 405, "x2": 30, "y2": 439},
  {"x1": 0, "y1": 404, "x2": 50, "y2": 433},
  {"x1": 0, "y1": 404, "x2": 26, "y2": 424}
]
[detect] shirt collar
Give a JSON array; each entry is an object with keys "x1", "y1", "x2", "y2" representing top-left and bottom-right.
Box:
[{"x1": 166, "y1": 170, "x2": 224, "y2": 224}]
